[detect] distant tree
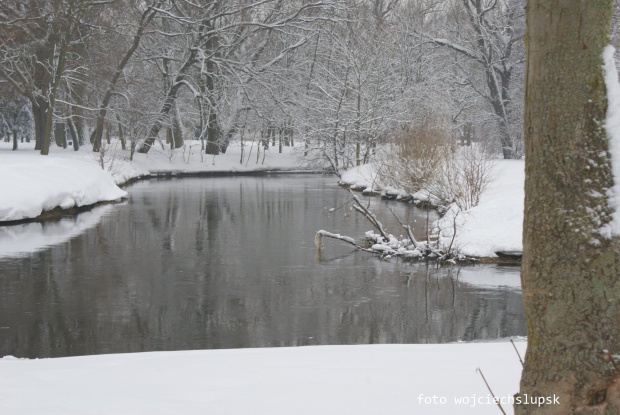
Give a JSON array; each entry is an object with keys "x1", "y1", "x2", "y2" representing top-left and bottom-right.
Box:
[
  {"x1": 418, "y1": 0, "x2": 525, "y2": 159},
  {"x1": 517, "y1": 0, "x2": 620, "y2": 413},
  {"x1": 90, "y1": 0, "x2": 162, "y2": 153},
  {"x1": 0, "y1": 90, "x2": 31, "y2": 150},
  {"x1": 136, "y1": 0, "x2": 342, "y2": 156},
  {"x1": 0, "y1": 0, "x2": 104, "y2": 155}
]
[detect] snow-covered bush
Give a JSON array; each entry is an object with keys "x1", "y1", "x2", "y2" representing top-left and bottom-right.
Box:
[
  {"x1": 376, "y1": 121, "x2": 450, "y2": 196},
  {"x1": 427, "y1": 145, "x2": 496, "y2": 210},
  {"x1": 377, "y1": 123, "x2": 495, "y2": 210}
]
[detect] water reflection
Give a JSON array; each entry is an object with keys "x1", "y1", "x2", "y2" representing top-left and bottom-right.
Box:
[
  {"x1": 0, "y1": 205, "x2": 113, "y2": 258},
  {"x1": 0, "y1": 175, "x2": 525, "y2": 358}
]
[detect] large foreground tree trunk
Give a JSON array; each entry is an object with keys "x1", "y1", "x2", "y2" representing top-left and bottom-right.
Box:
[{"x1": 517, "y1": 1, "x2": 620, "y2": 414}]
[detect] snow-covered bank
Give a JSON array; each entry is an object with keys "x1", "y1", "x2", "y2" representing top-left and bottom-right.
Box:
[
  {"x1": 339, "y1": 160, "x2": 525, "y2": 258},
  {"x1": 0, "y1": 150, "x2": 127, "y2": 222},
  {"x1": 0, "y1": 141, "x2": 307, "y2": 223},
  {"x1": 1, "y1": 342, "x2": 526, "y2": 415},
  {"x1": 1, "y1": 140, "x2": 524, "y2": 258},
  {"x1": 108, "y1": 141, "x2": 308, "y2": 184},
  {"x1": 435, "y1": 160, "x2": 524, "y2": 257}
]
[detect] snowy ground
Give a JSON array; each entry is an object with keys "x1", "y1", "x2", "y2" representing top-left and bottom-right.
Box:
[
  {"x1": 0, "y1": 140, "x2": 305, "y2": 223},
  {"x1": 340, "y1": 160, "x2": 525, "y2": 258},
  {"x1": 0, "y1": 148, "x2": 126, "y2": 222},
  {"x1": 1, "y1": 342, "x2": 527, "y2": 415},
  {"x1": 435, "y1": 160, "x2": 524, "y2": 257}
]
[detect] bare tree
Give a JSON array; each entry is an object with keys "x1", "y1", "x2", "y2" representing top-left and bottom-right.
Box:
[
  {"x1": 0, "y1": 0, "x2": 106, "y2": 155},
  {"x1": 417, "y1": 0, "x2": 524, "y2": 159},
  {"x1": 90, "y1": 1, "x2": 162, "y2": 152}
]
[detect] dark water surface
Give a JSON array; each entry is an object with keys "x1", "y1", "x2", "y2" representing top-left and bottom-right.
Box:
[{"x1": 0, "y1": 175, "x2": 525, "y2": 358}]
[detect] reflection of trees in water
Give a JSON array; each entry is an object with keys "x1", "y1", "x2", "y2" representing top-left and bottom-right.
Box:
[{"x1": 0, "y1": 177, "x2": 524, "y2": 358}]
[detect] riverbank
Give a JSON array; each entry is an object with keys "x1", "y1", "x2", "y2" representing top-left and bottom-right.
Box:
[
  {"x1": 339, "y1": 160, "x2": 525, "y2": 258},
  {"x1": 0, "y1": 141, "x2": 525, "y2": 260},
  {"x1": 1, "y1": 341, "x2": 526, "y2": 415},
  {"x1": 0, "y1": 140, "x2": 311, "y2": 223}
]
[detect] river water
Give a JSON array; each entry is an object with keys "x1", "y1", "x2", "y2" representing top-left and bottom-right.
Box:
[{"x1": 0, "y1": 175, "x2": 525, "y2": 358}]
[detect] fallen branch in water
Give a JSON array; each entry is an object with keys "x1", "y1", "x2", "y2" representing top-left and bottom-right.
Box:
[
  {"x1": 316, "y1": 193, "x2": 465, "y2": 263},
  {"x1": 349, "y1": 191, "x2": 390, "y2": 240},
  {"x1": 388, "y1": 207, "x2": 419, "y2": 249},
  {"x1": 315, "y1": 230, "x2": 375, "y2": 253}
]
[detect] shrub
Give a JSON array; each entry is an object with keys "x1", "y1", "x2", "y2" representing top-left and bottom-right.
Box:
[{"x1": 377, "y1": 122, "x2": 495, "y2": 210}]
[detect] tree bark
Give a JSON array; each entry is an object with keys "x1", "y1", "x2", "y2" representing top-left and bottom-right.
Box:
[
  {"x1": 116, "y1": 114, "x2": 125, "y2": 151},
  {"x1": 137, "y1": 79, "x2": 187, "y2": 153},
  {"x1": 68, "y1": 117, "x2": 80, "y2": 151},
  {"x1": 137, "y1": 49, "x2": 196, "y2": 154},
  {"x1": 32, "y1": 100, "x2": 48, "y2": 151},
  {"x1": 517, "y1": 1, "x2": 619, "y2": 414},
  {"x1": 204, "y1": 101, "x2": 220, "y2": 155}
]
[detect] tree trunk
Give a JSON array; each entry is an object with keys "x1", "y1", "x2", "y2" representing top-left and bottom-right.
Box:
[
  {"x1": 171, "y1": 104, "x2": 183, "y2": 149},
  {"x1": 92, "y1": 2, "x2": 160, "y2": 153},
  {"x1": 498, "y1": 119, "x2": 514, "y2": 160},
  {"x1": 92, "y1": 116, "x2": 105, "y2": 151},
  {"x1": 32, "y1": 100, "x2": 48, "y2": 151},
  {"x1": 54, "y1": 123, "x2": 67, "y2": 149},
  {"x1": 517, "y1": 1, "x2": 619, "y2": 413},
  {"x1": 138, "y1": 73, "x2": 192, "y2": 153},
  {"x1": 278, "y1": 129, "x2": 282, "y2": 154},
  {"x1": 204, "y1": 108, "x2": 220, "y2": 155},
  {"x1": 68, "y1": 118, "x2": 80, "y2": 151},
  {"x1": 40, "y1": 97, "x2": 54, "y2": 155},
  {"x1": 116, "y1": 115, "x2": 125, "y2": 151}
]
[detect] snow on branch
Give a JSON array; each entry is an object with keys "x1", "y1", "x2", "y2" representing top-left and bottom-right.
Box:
[{"x1": 315, "y1": 193, "x2": 455, "y2": 262}]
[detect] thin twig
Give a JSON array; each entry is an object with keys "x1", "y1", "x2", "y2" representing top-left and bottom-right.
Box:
[
  {"x1": 447, "y1": 210, "x2": 460, "y2": 254},
  {"x1": 426, "y1": 204, "x2": 430, "y2": 246},
  {"x1": 388, "y1": 207, "x2": 419, "y2": 248},
  {"x1": 349, "y1": 190, "x2": 390, "y2": 240},
  {"x1": 477, "y1": 368, "x2": 506, "y2": 415},
  {"x1": 510, "y1": 339, "x2": 524, "y2": 367}
]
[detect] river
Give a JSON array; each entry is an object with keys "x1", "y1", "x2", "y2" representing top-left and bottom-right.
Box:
[{"x1": 0, "y1": 174, "x2": 525, "y2": 358}]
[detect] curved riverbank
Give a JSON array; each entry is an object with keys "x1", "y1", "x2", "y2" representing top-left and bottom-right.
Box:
[
  {"x1": 0, "y1": 141, "x2": 320, "y2": 224},
  {"x1": 0, "y1": 141, "x2": 525, "y2": 263}
]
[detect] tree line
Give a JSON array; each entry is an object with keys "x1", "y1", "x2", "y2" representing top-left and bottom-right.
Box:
[{"x1": 0, "y1": 0, "x2": 531, "y2": 166}]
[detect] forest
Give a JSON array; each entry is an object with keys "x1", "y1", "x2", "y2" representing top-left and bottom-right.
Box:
[{"x1": 0, "y1": 0, "x2": 534, "y2": 168}]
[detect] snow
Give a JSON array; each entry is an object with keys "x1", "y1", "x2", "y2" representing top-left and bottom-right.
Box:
[
  {"x1": 2, "y1": 138, "x2": 526, "y2": 257},
  {"x1": 108, "y1": 141, "x2": 307, "y2": 185},
  {"x1": 602, "y1": 45, "x2": 620, "y2": 237},
  {"x1": 435, "y1": 161, "x2": 524, "y2": 257},
  {"x1": 0, "y1": 342, "x2": 527, "y2": 415},
  {"x1": 339, "y1": 163, "x2": 380, "y2": 192},
  {"x1": 340, "y1": 160, "x2": 525, "y2": 258},
  {"x1": 0, "y1": 140, "x2": 306, "y2": 223},
  {"x1": 0, "y1": 150, "x2": 127, "y2": 222}
]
